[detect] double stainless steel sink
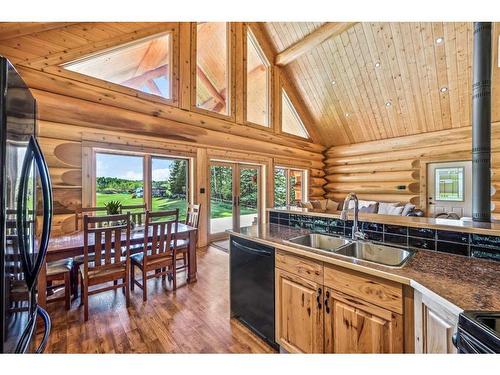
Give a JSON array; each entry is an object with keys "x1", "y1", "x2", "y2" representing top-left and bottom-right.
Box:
[{"x1": 283, "y1": 233, "x2": 414, "y2": 268}]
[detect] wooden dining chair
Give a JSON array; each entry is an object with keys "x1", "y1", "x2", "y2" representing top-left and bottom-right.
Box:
[
  {"x1": 80, "y1": 213, "x2": 131, "y2": 321},
  {"x1": 120, "y1": 203, "x2": 147, "y2": 226},
  {"x1": 130, "y1": 209, "x2": 179, "y2": 302},
  {"x1": 175, "y1": 204, "x2": 201, "y2": 271},
  {"x1": 75, "y1": 206, "x2": 107, "y2": 231}
]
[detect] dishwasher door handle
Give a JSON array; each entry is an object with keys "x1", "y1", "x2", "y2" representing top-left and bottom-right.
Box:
[{"x1": 232, "y1": 241, "x2": 273, "y2": 257}]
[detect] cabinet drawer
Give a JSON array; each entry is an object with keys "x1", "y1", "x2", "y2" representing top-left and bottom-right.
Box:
[
  {"x1": 275, "y1": 250, "x2": 323, "y2": 283},
  {"x1": 324, "y1": 264, "x2": 403, "y2": 314}
]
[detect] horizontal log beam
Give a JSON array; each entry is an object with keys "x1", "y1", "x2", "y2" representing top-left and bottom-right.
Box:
[
  {"x1": 0, "y1": 22, "x2": 76, "y2": 41},
  {"x1": 18, "y1": 67, "x2": 324, "y2": 154},
  {"x1": 33, "y1": 89, "x2": 324, "y2": 161},
  {"x1": 275, "y1": 22, "x2": 357, "y2": 66}
]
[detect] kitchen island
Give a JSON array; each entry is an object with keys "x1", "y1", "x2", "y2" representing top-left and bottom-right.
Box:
[{"x1": 228, "y1": 223, "x2": 500, "y2": 354}]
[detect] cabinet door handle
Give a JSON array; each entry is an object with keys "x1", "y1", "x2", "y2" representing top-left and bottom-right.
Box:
[
  {"x1": 316, "y1": 287, "x2": 322, "y2": 309},
  {"x1": 324, "y1": 290, "x2": 330, "y2": 314}
]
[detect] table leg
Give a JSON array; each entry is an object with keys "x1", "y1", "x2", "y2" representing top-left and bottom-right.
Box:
[
  {"x1": 187, "y1": 230, "x2": 197, "y2": 283},
  {"x1": 38, "y1": 260, "x2": 47, "y2": 309}
]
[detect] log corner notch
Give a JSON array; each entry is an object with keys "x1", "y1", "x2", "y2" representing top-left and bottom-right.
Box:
[{"x1": 275, "y1": 22, "x2": 357, "y2": 66}]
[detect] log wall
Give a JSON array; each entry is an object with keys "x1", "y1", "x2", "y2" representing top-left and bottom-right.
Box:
[{"x1": 324, "y1": 123, "x2": 500, "y2": 215}]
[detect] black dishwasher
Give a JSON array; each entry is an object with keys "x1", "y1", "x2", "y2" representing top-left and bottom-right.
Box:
[{"x1": 230, "y1": 235, "x2": 278, "y2": 349}]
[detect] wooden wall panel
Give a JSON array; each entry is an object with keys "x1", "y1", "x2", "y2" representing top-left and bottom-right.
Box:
[{"x1": 324, "y1": 124, "x2": 500, "y2": 215}]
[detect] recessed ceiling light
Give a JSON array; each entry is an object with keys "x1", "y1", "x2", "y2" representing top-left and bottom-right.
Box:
[
  {"x1": 331, "y1": 80, "x2": 336, "y2": 85},
  {"x1": 374, "y1": 61, "x2": 381, "y2": 68},
  {"x1": 345, "y1": 113, "x2": 350, "y2": 117},
  {"x1": 440, "y1": 86, "x2": 448, "y2": 93},
  {"x1": 435, "y1": 37, "x2": 444, "y2": 44},
  {"x1": 385, "y1": 100, "x2": 392, "y2": 107}
]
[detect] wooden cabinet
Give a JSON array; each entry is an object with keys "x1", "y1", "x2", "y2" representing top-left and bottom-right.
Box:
[
  {"x1": 275, "y1": 251, "x2": 407, "y2": 354},
  {"x1": 324, "y1": 289, "x2": 403, "y2": 353},
  {"x1": 414, "y1": 291, "x2": 458, "y2": 354},
  {"x1": 275, "y1": 268, "x2": 324, "y2": 353}
]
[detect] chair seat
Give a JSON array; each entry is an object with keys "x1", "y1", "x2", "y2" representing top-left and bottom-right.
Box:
[
  {"x1": 130, "y1": 251, "x2": 173, "y2": 269},
  {"x1": 79, "y1": 263, "x2": 126, "y2": 281},
  {"x1": 47, "y1": 258, "x2": 73, "y2": 276}
]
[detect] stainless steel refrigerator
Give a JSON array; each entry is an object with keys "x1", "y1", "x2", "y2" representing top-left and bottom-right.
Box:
[{"x1": 0, "y1": 56, "x2": 53, "y2": 353}]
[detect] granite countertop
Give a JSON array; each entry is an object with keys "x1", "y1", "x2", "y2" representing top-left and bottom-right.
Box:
[
  {"x1": 268, "y1": 207, "x2": 500, "y2": 236},
  {"x1": 229, "y1": 224, "x2": 500, "y2": 313}
]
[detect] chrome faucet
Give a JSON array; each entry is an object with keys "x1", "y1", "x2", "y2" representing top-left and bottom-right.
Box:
[{"x1": 340, "y1": 192, "x2": 366, "y2": 240}]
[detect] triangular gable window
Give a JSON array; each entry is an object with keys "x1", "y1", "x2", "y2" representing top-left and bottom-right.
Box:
[
  {"x1": 281, "y1": 89, "x2": 309, "y2": 138},
  {"x1": 63, "y1": 33, "x2": 172, "y2": 99}
]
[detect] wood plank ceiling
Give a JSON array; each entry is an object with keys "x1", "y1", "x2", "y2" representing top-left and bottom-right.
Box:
[{"x1": 263, "y1": 22, "x2": 500, "y2": 147}]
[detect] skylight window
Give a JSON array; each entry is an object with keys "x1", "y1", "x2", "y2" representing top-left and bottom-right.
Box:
[
  {"x1": 281, "y1": 89, "x2": 309, "y2": 138},
  {"x1": 63, "y1": 33, "x2": 172, "y2": 99}
]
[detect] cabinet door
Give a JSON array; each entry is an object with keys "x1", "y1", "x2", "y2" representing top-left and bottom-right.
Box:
[
  {"x1": 324, "y1": 289, "x2": 404, "y2": 353},
  {"x1": 275, "y1": 269, "x2": 323, "y2": 353},
  {"x1": 414, "y1": 291, "x2": 458, "y2": 354}
]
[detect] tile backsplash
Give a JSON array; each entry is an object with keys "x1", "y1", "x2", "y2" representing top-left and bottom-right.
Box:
[{"x1": 269, "y1": 211, "x2": 500, "y2": 262}]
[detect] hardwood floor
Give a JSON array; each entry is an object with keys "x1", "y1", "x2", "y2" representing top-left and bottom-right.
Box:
[{"x1": 40, "y1": 246, "x2": 276, "y2": 353}]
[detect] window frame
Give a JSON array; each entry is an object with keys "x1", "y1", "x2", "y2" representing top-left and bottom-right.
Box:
[
  {"x1": 243, "y1": 26, "x2": 272, "y2": 129},
  {"x1": 274, "y1": 166, "x2": 308, "y2": 207},
  {"x1": 191, "y1": 22, "x2": 236, "y2": 121},
  {"x1": 56, "y1": 25, "x2": 179, "y2": 107},
  {"x1": 86, "y1": 146, "x2": 194, "y2": 214},
  {"x1": 434, "y1": 166, "x2": 465, "y2": 202}
]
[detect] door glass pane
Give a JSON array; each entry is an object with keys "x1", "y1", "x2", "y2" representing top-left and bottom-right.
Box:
[
  {"x1": 246, "y1": 30, "x2": 269, "y2": 126},
  {"x1": 274, "y1": 168, "x2": 287, "y2": 207},
  {"x1": 240, "y1": 168, "x2": 259, "y2": 228},
  {"x1": 289, "y1": 170, "x2": 304, "y2": 206},
  {"x1": 435, "y1": 167, "x2": 464, "y2": 201},
  {"x1": 95, "y1": 153, "x2": 144, "y2": 212},
  {"x1": 152, "y1": 157, "x2": 188, "y2": 218},
  {"x1": 196, "y1": 22, "x2": 229, "y2": 115},
  {"x1": 210, "y1": 165, "x2": 233, "y2": 234}
]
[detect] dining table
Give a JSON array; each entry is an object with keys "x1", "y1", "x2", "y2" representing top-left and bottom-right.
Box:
[{"x1": 37, "y1": 223, "x2": 198, "y2": 309}]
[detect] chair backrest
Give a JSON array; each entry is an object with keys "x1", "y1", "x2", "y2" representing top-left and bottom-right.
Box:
[
  {"x1": 143, "y1": 209, "x2": 179, "y2": 263},
  {"x1": 185, "y1": 204, "x2": 201, "y2": 228},
  {"x1": 120, "y1": 203, "x2": 147, "y2": 226},
  {"x1": 83, "y1": 213, "x2": 131, "y2": 272},
  {"x1": 75, "y1": 206, "x2": 107, "y2": 231}
]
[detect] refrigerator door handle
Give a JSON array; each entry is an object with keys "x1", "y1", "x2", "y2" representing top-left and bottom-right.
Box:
[
  {"x1": 17, "y1": 135, "x2": 53, "y2": 290},
  {"x1": 34, "y1": 306, "x2": 51, "y2": 353}
]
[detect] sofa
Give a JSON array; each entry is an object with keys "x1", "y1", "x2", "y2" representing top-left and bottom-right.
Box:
[{"x1": 300, "y1": 198, "x2": 424, "y2": 217}]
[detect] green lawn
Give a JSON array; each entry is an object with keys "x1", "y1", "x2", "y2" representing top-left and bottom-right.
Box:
[{"x1": 96, "y1": 193, "x2": 256, "y2": 219}]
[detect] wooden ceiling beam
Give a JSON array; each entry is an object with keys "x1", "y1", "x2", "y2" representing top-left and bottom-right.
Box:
[
  {"x1": 0, "y1": 22, "x2": 77, "y2": 41},
  {"x1": 120, "y1": 64, "x2": 168, "y2": 87},
  {"x1": 275, "y1": 22, "x2": 357, "y2": 66}
]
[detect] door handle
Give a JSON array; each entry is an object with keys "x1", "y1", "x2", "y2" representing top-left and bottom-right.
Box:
[
  {"x1": 316, "y1": 287, "x2": 322, "y2": 309},
  {"x1": 34, "y1": 306, "x2": 51, "y2": 353},
  {"x1": 324, "y1": 290, "x2": 330, "y2": 314},
  {"x1": 17, "y1": 136, "x2": 53, "y2": 290}
]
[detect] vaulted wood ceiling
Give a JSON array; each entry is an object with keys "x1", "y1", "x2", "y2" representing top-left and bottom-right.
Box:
[
  {"x1": 262, "y1": 22, "x2": 500, "y2": 147},
  {"x1": 1, "y1": 22, "x2": 499, "y2": 148}
]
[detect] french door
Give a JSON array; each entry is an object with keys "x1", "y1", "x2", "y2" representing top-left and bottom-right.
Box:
[{"x1": 209, "y1": 161, "x2": 261, "y2": 240}]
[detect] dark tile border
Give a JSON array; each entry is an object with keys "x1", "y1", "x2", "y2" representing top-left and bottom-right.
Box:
[{"x1": 268, "y1": 212, "x2": 500, "y2": 262}]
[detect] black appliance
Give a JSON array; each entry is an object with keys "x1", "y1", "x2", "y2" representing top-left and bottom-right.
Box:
[
  {"x1": 454, "y1": 311, "x2": 500, "y2": 353},
  {"x1": 0, "y1": 56, "x2": 53, "y2": 353},
  {"x1": 229, "y1": 235, "x2": 278, "y2": 350}
]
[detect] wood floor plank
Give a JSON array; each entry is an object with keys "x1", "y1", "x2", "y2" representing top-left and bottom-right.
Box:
[{"x1": 38, "y1": 246, "x2": 276, "y2": 353}]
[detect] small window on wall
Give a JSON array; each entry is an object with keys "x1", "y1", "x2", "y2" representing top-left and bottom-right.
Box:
[
  {"x1": 246, "y1": 29, "x2": 270, "y2": 127},
  {"x1": 281, "y1": 89, "x2": 309, "y2": 138},
  {"x1": 64, "y1": 33, "x2": 172, "y2": 99},
  {"x1": 274, "y1": 167, "x2": 307, "y2": 207},
  {"x1": 435, "y1": 167, "x2": 464, "y2": 201},
  {"x1": 195, "y1": 22, "x2": 230, "y2": 115},
  {"x1": 96, "y1": 153, "x2": 145, "y2": 209}
]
